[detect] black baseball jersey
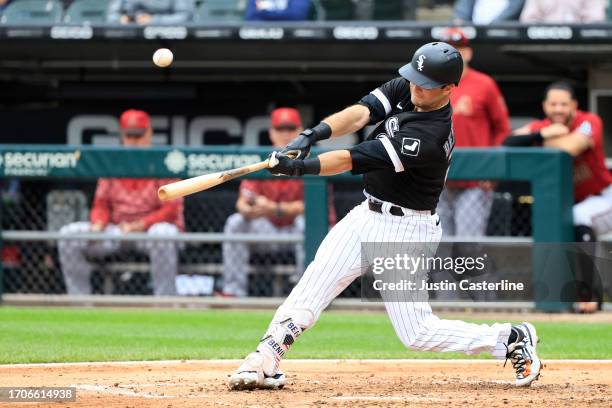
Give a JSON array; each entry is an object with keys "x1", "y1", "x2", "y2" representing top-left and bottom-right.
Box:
[{"x1": 349, "y1": 77, "x2": 455, "y2": 211}]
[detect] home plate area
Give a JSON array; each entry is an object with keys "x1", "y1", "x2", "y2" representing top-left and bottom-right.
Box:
[{"x1": 1, "y1": 359, "x2": 610, "y2": 407}]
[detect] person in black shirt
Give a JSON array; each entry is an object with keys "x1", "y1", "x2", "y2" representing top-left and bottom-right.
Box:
[{"x1": 228, "y1": 42, "x2": 542, "y2": 391}]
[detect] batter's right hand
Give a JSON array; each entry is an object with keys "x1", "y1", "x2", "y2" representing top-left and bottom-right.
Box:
[{"x1": 280, "y1": 130, "x2": 314, "y2": 160}]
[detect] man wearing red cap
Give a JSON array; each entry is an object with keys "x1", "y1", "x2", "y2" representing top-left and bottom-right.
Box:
[
  {"x1": 221, "y1": 108, "x2": 335, "y2": 297},
  {"x1": 58, "y1": 109, "x2": 184, "y2": 296}
]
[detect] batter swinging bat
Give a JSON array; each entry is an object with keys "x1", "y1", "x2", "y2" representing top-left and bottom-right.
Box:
[{"x1": 157, "y1": 152, "x2": 286, "y2": 201}]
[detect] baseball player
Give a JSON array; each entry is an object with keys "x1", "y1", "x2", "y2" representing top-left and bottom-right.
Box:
[
  {"x1": 505, "y1": 81, "x2": 612, "y2": 312},
  {"x1": 229, "y1": 42, "x2": 541, "y2": 390}
]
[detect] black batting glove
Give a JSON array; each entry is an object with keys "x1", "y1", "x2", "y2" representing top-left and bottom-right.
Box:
[
  {"x1": 268, "y1": 152, "x2": 304, "y2": 177},
  {"x1": 280, "y1": 122, "x2": 332, "y2": 160},
  {"x1": 268, "y1": 151, "x2": 321, "y2": 177},
  {"x1": 280, "y1": 131, "x2": 313, "y2": 160}
]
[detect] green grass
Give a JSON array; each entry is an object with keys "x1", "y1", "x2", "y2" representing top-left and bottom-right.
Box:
[{"x1": 0, "y1": 307, "x2": 610, "y2": 364}]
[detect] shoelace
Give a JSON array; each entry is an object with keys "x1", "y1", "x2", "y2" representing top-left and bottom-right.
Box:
[{"x1": 504, "y1": 343, "x2": 527, "y2": 376}]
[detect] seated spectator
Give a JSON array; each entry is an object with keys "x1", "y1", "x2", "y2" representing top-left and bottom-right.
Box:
[
  {"x1": 0, "y1": 0, "x2": 11, "y2": 14},
  {"x1": 58, "y1": 109, "x2": 184, "y2": 296},
  {"x1": 221, "y1": 107, "x2": 335, "y2": 297},
  {"x1": 108, "y1": 0, "x2": 195, "y2": 25},
  {"x1": 520, "y1": 0, "x2": 606, "y2": 23},
  {"x1": 504, "y1": 82, "x2": 612, "y2": 312},
  {"x1": 453, "y1": 0, "x2": 525, "y2": 24},
  {"x1": 246, "y1": 0, "x2": 311, "y2": 21}
]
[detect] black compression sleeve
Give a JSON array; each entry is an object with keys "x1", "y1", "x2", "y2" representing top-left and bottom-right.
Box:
[
  {"x1": 502, "y1": 132, "x2": 544, "y2": 147},
  {"x1": 291, "y1": 157, "x2": 321, "y2": 176},
  {"x1": 307, "y1": 122, "x2": 332, "y2": 143},
  {"x1": 302, "y1": 158, "x2": 321, "y2": 175}
]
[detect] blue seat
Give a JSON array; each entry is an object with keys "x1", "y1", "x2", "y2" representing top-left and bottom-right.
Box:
[
  {"x1": 63, "y1": 0, "x2": 108, "y2": 24},
  {"x1": 0, "y1": 0, "x2": 63, "y2": 25}
]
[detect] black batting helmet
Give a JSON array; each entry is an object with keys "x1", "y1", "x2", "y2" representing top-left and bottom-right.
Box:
[{"x1": 399, "y1": 42, "x2": 463, "y2": 89}]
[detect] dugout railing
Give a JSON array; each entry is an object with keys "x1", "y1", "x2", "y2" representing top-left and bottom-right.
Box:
[{"x1": 0, "y1": 145, "x2": 574, "y2": 311}]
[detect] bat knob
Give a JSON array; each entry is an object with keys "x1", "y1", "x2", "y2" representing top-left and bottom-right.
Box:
[{"x1": 268, "y1": 151, "x2": 280, "y2": 168}]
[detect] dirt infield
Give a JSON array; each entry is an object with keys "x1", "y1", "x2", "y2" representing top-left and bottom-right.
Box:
[{"x1": 1, "y1": 360, "x2": 610, "y2": 408}]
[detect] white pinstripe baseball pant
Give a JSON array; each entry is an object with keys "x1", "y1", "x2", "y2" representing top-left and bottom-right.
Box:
[{"x1": 259, "y1": 199, "x2": 510, "y2": 372}]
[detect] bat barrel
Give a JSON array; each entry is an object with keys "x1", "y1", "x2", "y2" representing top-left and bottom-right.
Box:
[
  {"x1": 157, "y1": 186, "x2": 173, "y2": 201},
  {"x1": 157, "y1": 174, "x2": 219, "y2": 201},
  {"x1": 157, "y1": 159, "x2": 272, "y2": 201}
]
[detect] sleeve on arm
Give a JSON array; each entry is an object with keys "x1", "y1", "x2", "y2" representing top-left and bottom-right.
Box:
[
  {"x1": 494, "y1": 0, "x2": 525, "y2": 21},
  {"x1": 90, "y1": 179, "x2": 112, "y2": 225},
  {"x1": 141, "y1": 200, "x2": 182, "y2": 230},
  {"x1": 485, "y1": 81, "x2": 511, "y2": 145},
  {"x1": 453, "y1": 0, "x2": 474, "y2": 21},
  {"x1": 239, "y1": 180, "x2": 261, "y2": 198},
  {"x1": 357, "y1": 77, "x2": 409, "y2": 124},
  {"x1": 575, "y1": 115, "x2": 603, "y2": 149},
  {"x1": 502, "y1": 133, "x2": 543, "y2": 147}
]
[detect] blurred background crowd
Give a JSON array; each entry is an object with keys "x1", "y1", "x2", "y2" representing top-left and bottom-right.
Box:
[{"x1": 0, "y1": 0, "x2": 610, "y2": 25}]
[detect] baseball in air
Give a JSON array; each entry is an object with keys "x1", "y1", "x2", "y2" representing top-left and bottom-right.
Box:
[{"x1": 153, "y1": 48, "x2": 173, "y2": 67}]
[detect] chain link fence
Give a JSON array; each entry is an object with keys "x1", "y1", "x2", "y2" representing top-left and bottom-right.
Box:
[{"x1": 1, "y1": 177, "x2": 534, "y2": 299}]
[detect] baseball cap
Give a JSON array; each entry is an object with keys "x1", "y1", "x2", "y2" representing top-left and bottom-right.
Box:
[
  {"x1": 119, "y1": 109, "x2": 151, "y2": 136},
  {"x1": 271, "y1": 108, "x2": 302, "y2": 129},
  {"x1": 436, "y1": 28, "x2": 469, "y2": 47}
]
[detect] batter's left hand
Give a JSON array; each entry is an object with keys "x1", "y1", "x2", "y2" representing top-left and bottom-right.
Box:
[{"x1": 268, "y1": 151, "x2": 304, "y2": 177}]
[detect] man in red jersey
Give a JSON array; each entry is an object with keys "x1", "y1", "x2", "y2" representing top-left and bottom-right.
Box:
[
  {"x1": 505, "y1": 82, "x2": 612, "y2": 312},
  {"x1": 221, "y1": 108, "x2": 336, "y2": 297},
  {"x1": 58, "y1": 109, "x2": 184, "y2": 296}
]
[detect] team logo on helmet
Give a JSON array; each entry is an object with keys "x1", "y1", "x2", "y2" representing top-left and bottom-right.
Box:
[{"x1": 417, "y1": 55, "x2": 426, "y2": 71}]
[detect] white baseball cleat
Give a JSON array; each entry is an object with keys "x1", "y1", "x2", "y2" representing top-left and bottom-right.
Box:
[
  {"x1": 505, "y1": 322, "x2": 542, "y2": 387},
  {"x1": 228, "y1": 352, "x2": 286, "y2": 391}
]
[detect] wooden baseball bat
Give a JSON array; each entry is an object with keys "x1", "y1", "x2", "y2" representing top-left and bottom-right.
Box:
[{"x1": 157, "y1": 153, "x2": 288, "y2": 201}]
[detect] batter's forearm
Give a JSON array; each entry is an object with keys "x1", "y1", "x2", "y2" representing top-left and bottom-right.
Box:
[
  {"x1": 322, "y1": 105, "x2": 371, "y2": 138},
  {"x1": 317, "y1": 150, "x2": 353, "y2": 176}
]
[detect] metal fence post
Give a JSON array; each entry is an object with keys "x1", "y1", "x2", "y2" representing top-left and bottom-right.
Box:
[{"x1": 303, "y1": 177, "x2": 329, "y2": 266}]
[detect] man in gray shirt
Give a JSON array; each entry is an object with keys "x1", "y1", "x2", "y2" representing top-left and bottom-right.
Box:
[{"x1": 108, "y1": 0, "x2": 195, "y2": 25}]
